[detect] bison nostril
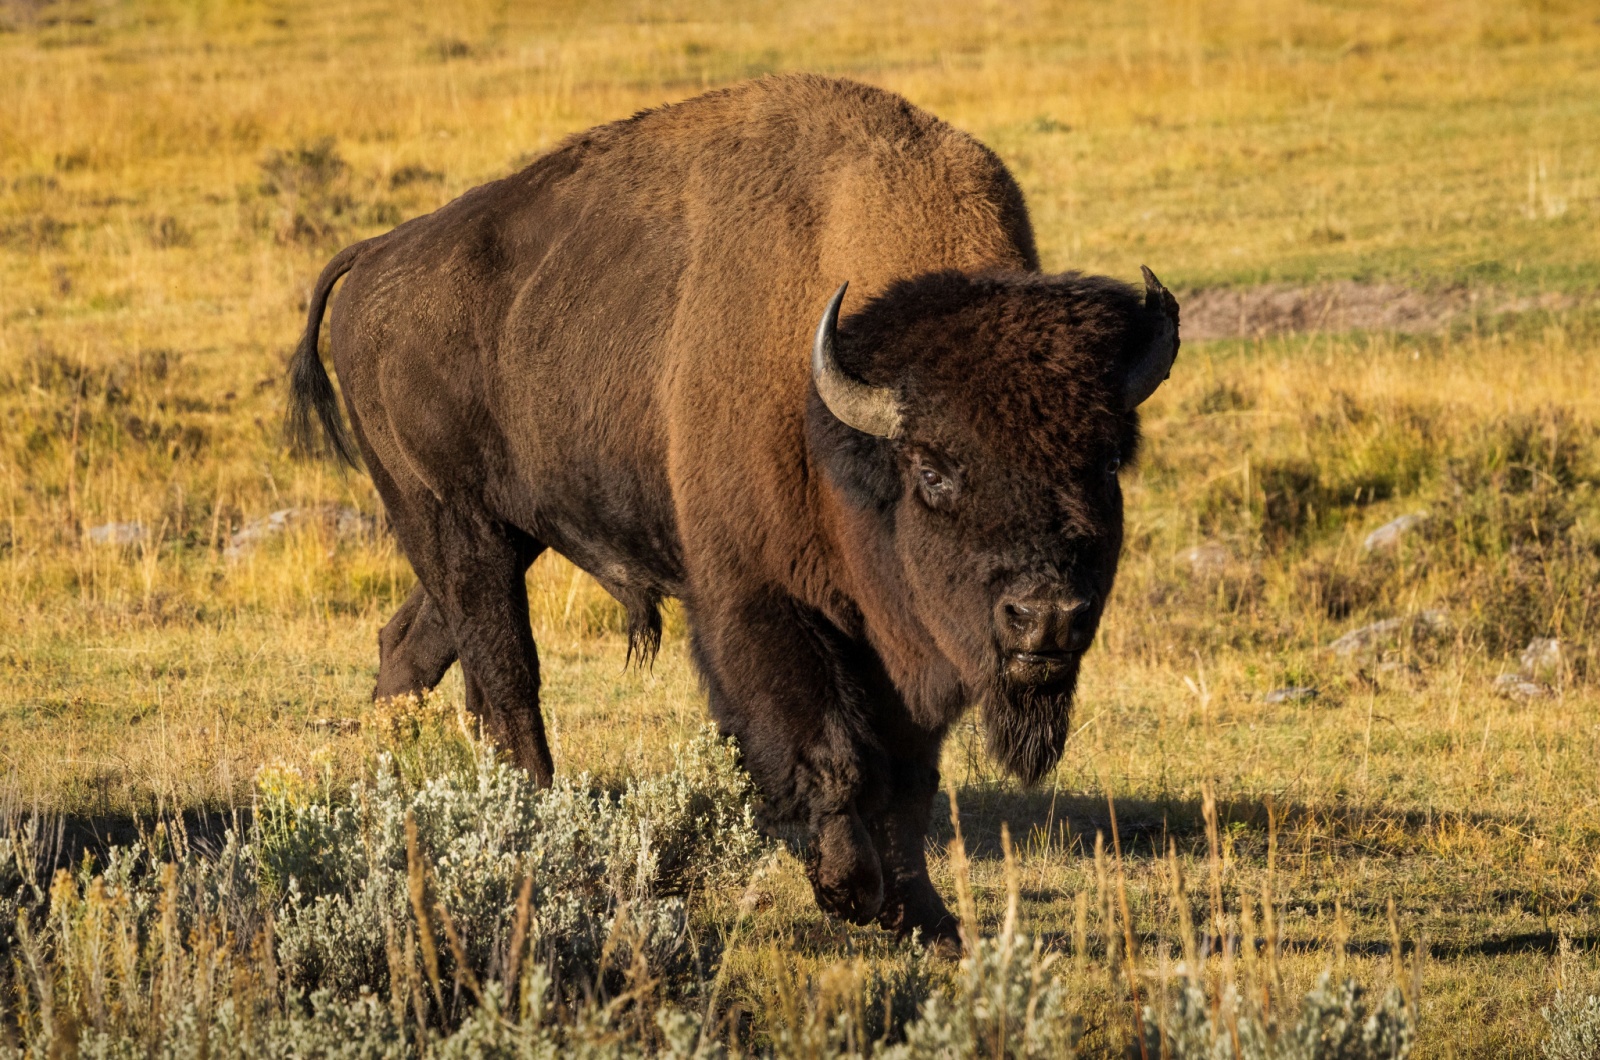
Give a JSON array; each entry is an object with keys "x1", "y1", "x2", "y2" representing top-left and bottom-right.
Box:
[
  {"x1": 1001, "y1": 600, "x2": 1037, "y2": 627},
  {"x1": 999, "y1": 594, "x2": 1098, "y2": 652}
]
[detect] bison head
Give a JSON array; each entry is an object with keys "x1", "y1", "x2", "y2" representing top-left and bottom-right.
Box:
[{"x1": 809, "y1": 268, "x2": 1179, "y2": 784}]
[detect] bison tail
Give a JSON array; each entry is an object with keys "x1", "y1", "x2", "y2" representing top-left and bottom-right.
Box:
[{"x1": 286, "y1": 241, "x2": 367, "y2": 467}]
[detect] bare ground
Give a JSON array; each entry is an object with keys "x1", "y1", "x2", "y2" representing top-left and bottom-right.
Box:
[{"x1": 1180, "y1": 282, "x2": 1585, "y2": 340}]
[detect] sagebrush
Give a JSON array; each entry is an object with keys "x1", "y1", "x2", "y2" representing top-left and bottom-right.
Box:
[{"x1": 0, "y1": 721, "x2": 1422, "y2": 1057}]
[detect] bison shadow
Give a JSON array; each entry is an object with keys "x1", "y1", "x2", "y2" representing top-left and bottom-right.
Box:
[{"x1": 929, "y1": 782, "x2": 1544, "y2": 863}]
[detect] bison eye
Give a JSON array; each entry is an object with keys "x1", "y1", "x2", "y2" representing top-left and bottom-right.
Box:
[
  {"x1": 1105, "y1": 457, "x2": 1122, "y2": 477},
  {"x1": 912, "y1": 457, "x2": 959, "y2": 508}
]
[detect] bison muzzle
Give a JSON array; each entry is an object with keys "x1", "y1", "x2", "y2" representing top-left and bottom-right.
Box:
[{"x1": 286, "y1": 74, "x2": 1179, "y2": 950}]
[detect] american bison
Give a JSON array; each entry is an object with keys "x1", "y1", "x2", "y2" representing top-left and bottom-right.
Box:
[{"x1": 287, "y1": 74, "x2": 1179, "y2": 947}]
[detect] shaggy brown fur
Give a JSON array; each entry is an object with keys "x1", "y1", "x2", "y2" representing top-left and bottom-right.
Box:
[{"x1": 288, "y1": 74, "x2": 1179, "y2": 946}]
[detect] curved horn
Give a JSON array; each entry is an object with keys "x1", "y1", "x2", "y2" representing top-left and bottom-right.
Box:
[
  {"x1": 811, "y1": 282, "x2": 904, "y2": 438},
  {"x1": 1123, "y1": 265, "x2": 1181, "y2": 411}
]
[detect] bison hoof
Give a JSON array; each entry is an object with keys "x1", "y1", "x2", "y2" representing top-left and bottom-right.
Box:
[
  {"x1": 808, "y1": 814, "x2": 885, "y2": 925},
  {"x1": 877, "y1": 884, "x2": 961, "y2": 956},
  {"x1": 809, "y1": 866, "x2": 884, "y2": 925},
  {"x1": 911, "y1": 924, "x2": 963, "y2": 961}
]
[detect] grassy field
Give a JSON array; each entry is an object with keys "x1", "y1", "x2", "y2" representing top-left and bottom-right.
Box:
[{"x1": 2, "y1": 0, "x2": 1599, "y2": 1055}]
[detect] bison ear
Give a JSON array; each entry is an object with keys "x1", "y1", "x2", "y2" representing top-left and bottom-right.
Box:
[
  {"x1": 1122, "y1": 265, "x2": 1181, "y2": 411},
  {"x1": 812, "y1": 283, "x2": 904, "y2": 439}
]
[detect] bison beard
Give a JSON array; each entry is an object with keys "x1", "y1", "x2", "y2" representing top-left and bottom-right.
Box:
[{"x1": 985, "y1": 663, "x2": 1079, "y2": 786}]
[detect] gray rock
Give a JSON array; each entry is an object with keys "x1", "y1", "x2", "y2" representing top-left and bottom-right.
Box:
[
  {"x1": 1177, "y1": 541, "x2": 1231, "y2": 575},
  {"x1": 1493, "y1": 673, "x2": 1548, "y2": 699},
  {"x1": 332, "y1": 506, "x2": 376, "y2": 540},
  {"x1": 225, "y1": 505, "x2": 377, "y2": 559},
  {"x1": 1363, "y1": 512, "x2": 1429, "y2": 552},
  {"x1": 1328, "y1": 610, "x2": 1448, "y2": 657},
  {"x1": 1265, "y1": 686, "x2": 1318, "y2": 704},
  {"x1": 1519, "y1": 638, "x2": 1563, "y2": 681},
  {"x1": 86, "y1": 521, "x2": 147, "y2": 546},
  {"x1": 308, "y1": 717, "x2": 361, "y2": 735},
  {"x1": 225, "y1": 508, "x2": 294, "y2": 558},
  {"x1": 1330, "y1": 617, "x2": 1403, "y2": 656}
]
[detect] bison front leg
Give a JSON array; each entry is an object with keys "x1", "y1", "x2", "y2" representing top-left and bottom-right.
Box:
[
  {"x1": 865, "y1": 745, "x2": 960, "y2": 952},
  {"x1": 688, "y1": 590, "x2": 886, "y2": 926},
  {"x1": 809, "y1": 793, "x2": 886, "y2": 926}
]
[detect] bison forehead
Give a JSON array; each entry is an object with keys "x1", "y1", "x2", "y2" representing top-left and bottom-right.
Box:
[
  {"x1": 909, "y1": 379, "x2": 1133, "y2": 496},
  {"x1": 839, "y1": 270, "x2": 1145, "y2": 455},
  {"x1": 921, "y1": 380, "x2": 1121, "y2": 460}
]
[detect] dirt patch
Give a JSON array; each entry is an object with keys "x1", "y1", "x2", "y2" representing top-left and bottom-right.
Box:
[{"x1": 1180, "y1": 282, "x2": 1581, "y2": 341}]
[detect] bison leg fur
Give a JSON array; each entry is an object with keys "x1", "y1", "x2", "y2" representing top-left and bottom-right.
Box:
[
  {"x1": 867, "y1": 750, "x2": 961, "y2": 952},
  {"x1": 374, "y1": 584, "x2": 458, "y2": 701},
  {"x1": 810, "y1": 804, "x2": 886, "y2": 925},
  {"x1": 689, "y1": 592, "x2": 890, "y2": 925},
  {"x1": 385, "y1": 501, "x2": 554, "y2": 785}
]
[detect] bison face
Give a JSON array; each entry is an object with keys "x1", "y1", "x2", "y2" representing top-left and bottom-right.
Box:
[{"x1": 810, "y1": 268, "x2": 1179, "y2": 784}]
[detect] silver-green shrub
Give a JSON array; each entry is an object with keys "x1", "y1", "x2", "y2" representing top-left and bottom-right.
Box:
[
  {"x1": 881, "y1": 933, "x2": 1077, "y2": 1059},
  {"x1": 0, "y1": 727, "x2": 761, "y2": 1058},
  {"x1": 1141, "y1": 974, "x2": 1414, "y2": 1060},
  {"x1": 0, "y1": 724, "x2": 1429, "y2": 1059},
  {"x1": 268, "y1": 730, "x2": 763, "y2": 997},
  {"x1": 1542, "y1": 992, "x2": 1600, "y2": 1060}
]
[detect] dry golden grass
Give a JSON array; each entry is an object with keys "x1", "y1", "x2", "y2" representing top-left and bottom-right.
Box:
[{"x1": 3, "y1": 0, "x2": 1599, "y2": 1054}]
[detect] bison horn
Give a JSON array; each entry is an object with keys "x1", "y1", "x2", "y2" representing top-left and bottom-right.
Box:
[
  {"x1": 1123, "y1": 265, "x2": 1181, "y2": 411},
  {"x1": 812, "y1": 283, "x2": 904, "y2": 439}
]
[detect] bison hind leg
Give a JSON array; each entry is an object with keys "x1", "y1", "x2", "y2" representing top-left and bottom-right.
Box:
[{"x1": 375, "y1": 584, "x2": 458, "y2": 700}]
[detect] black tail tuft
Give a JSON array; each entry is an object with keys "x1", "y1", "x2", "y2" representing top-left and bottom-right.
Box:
[{"x1": 286, "y1": 242, "x2": 365, "y2": 467}]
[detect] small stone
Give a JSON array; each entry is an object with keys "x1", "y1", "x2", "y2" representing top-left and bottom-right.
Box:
[
  {"x1": 1328, "y1": 610, "x2": 1448, "y2": 657},
  {"x1": 225, "y1": 505, "x2": 378, "y2": 559},
  {"x1": 1416, "y1": 609, "x2": 1450, "y2": 633},
  {"x1": 308, "y1": 717, "x2": 361, "y2": 734},
  {"x1": 225, "y1": 508, "x2": 295, "y2": 558},
  {"x1": 1329, "y1": 618, "x2": 1403, "y2": 657},
  {"x1": 1519, "y1": 638, "x2": 1563, "y2": 681},
  {"x1": 1363, "y1": 512, "x2": 1429, "y2": 552},
  {"x1": 1493, "y1": 673, "x2": 1548, "y2": 699},
  {"x1": 1265, "y1": 686, "x2": 1318, "y2": 704},
  {"x1": 333, "y1": 506, "x2": 377, "y2": 540},
  {"x1": 86, "y1": 521, "x2": 147, "y2": 546},
  {"x1": 1177, "y1": 541, "x2": 1231, "y2": 575}
]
